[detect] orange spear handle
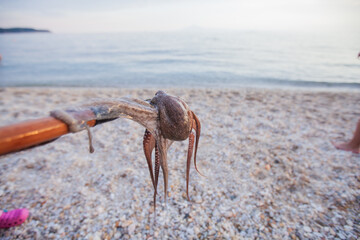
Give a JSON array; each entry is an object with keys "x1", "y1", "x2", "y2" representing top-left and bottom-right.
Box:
[{"x1": 0, "y1": 113, "x2": 96, "y2": 156}]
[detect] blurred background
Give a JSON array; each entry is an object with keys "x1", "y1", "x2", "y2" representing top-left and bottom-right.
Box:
[{"x1": 0, "y1": 0, "x2": 359, "y2": 89}]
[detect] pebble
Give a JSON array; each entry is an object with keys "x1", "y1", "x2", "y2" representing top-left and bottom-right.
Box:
[
  {"x1": 93, "y1": 232, "x2": 102, "y2": 240},
  {"x1": 128, "y1": 223, "x2": 136, "y2": 235},
  {"x1": 344, "y1": 225, "x2": 352, "y2": 231},
  {"x1": 337, "y1": 232, "x2": 346, "y2": 240},
  {"x1": 265, "y1": 164, "x2": 271, "y2": 171}
]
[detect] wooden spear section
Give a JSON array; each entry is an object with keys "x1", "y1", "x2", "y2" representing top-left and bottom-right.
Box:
[{"x1": 0, "y1": 112, "x2": 96, "y2": 156}]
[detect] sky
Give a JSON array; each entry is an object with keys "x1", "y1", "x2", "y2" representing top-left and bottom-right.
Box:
[{"x1": 0, "y1": 0, "x2": 359, "y2": 34}]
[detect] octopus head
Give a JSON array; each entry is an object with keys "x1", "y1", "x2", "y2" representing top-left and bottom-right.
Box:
[{"x1": 150, "y1": 91, "x2": 192, "y2": 141}]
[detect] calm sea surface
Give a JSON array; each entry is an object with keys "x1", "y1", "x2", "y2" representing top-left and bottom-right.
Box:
[{"x1": 0, "y1": 31, "x2": 359, "y2": 89}]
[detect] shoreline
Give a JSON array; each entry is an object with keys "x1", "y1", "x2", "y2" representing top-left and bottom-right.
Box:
[
  {"x1": 0, "y1": 87, "x2": 359, "y2": 239},
  {"x1": 1, "y1": 84, "x2": 360, "y2": 94}
]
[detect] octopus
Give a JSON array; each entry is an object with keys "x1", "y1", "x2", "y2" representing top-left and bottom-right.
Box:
[
  {"x1": 51, "y1": 90, "x2": 202, "y2": 208},
  {"x1": 142, "y1": 91, "x2": 201, "y2": 208}
]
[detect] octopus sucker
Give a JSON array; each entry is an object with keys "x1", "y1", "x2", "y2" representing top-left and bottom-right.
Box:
[
  {"x1": 154, "y1": 142, "x2": 160, "y2": 210},
  {"x1": 143, "y1": 129, "x2": 156, "y2": 189},
  {"x1": 186, "y1": 132, "x2": 195, "y2": 200}
]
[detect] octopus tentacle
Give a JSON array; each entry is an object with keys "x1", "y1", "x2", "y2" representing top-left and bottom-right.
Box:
[
  {"x1": 186, "y1": 132, "x2": 195, "y2": 201},
  {"x1": 191, "y1": 111, "x2": 203, "y2": 176},
  {"x1": 154, "y1": 142, "x2": 160, "y2": 211},
  {"x1": 143, "y1": 129, "x2": 156, "y2": 189},
  {"x1": 82, "y1": 98, "x2": 158, "y2": 134},
  {"x1": 157, "y1": 136, "x2": 169, "y2": 203}
]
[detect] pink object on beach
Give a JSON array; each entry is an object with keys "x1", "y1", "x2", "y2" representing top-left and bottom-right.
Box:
[{"x1": 0, "y1": 208, "x2": 29, "y2": 228}]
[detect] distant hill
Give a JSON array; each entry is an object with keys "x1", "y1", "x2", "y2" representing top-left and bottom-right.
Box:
[{"x1": 0, "y1": 28, "x2": 51, "y2": 33}]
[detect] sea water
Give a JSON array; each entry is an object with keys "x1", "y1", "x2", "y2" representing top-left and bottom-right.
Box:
[{"x1": 0, "y1": 30, "x2": 359, "y2": 89}]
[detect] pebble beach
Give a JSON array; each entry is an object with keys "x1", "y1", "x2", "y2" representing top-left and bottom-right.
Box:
[{"x1": 0, "y1": 87, "x2": 359, "y2": 239}]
